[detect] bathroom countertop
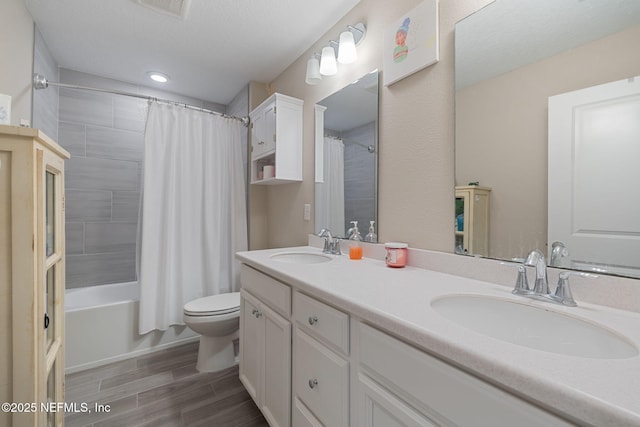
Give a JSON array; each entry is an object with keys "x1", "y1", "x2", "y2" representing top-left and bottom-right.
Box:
[{"x1": 236, "y1": 246, "x2": 640, "y2": 426}]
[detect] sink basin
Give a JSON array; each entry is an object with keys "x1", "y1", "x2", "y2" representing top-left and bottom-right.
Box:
[
  {"x1": 270, "y1": 252, "x2": 333, "y2": 264},
  {"x1": 431, "y1": 295, "x2": 638, "y2": 359}
]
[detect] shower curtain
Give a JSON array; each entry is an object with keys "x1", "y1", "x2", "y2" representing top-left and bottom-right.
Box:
[
  {"x1": 316, "y1": 137, "x2": 345, "y2": 235},
  {"x1": 138, "y1": 102, "x2": 247, "y2": 334}
]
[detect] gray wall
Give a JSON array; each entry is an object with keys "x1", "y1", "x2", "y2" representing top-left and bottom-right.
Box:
[
  {"x1": 342, "y1": 122, "x2": 376, "y2": 235},
  {"x1": 58, "y1": 68, "x2": 231, "y2": 288}
]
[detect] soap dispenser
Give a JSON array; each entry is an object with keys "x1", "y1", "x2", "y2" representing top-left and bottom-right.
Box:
[
  {"x1": 365, "y1": 220, "x2": 377, "y2": 243},
  {"x1": 349, "y1": 221, "x2": 363, "y2": 260}
]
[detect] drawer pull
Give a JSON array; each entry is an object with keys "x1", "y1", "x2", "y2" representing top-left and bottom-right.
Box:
[
  {"x1": 308, "y1": 378, "x2": 318, "y2": 389},
  {"x1": 308, "y1": 315, "x2": 318, "y2": 325}
]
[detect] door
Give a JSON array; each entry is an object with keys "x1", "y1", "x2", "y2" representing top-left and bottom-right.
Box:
[
  {"x1": 239, "y1": 291, "x2": 262, "y2": 404},
  {"x1": 262, "y1": 304, "x2": 291, "y2": 427},
  {"x1": 40, "y1": 148, "x2": 66, "y2": 426},
  {"x1": 548, "y1": 76, "x2": 640, "y2": 275}
]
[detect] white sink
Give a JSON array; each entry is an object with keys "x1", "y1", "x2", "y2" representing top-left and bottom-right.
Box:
[
  {"x1": 270, "y1": 252, "x2": 333, "y2": 264},
  {"x1": 431, "y1": 294, "x2": 638, "y2": 359}
]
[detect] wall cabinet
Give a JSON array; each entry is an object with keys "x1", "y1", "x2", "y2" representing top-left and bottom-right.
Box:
[
  {"x1": 0, "y1": 125, "x2": 69, "y2": 427},
  {"x1": 455, "y1": 185, "x2": 491, "y2": 256},
  {"x1": 249, "y1": 93, "x2": 303, "y2": 185},
  {"x1": 239, "y1": 266, "x2": 292, "y2": 427}
]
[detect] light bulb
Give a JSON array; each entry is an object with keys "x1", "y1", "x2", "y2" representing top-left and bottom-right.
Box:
[
  {"x1": 305, "y1": 56, "x2": 322, "y2": 85},
  {"x1": 338, "y1": 30, "x2": 357, "y2": 64},
  {"x1": 319, "y1": 46, "x2": 337, "y2": 76}
]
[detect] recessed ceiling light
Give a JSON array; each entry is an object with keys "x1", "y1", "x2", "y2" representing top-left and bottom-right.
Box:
[{"x1": 148, "y1": 72, "x2": 169, "y2": 83}]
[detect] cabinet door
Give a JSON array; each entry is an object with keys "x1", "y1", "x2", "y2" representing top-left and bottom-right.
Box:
[
  {"x1": 239, "y1": 291, "x2": 262, "y2": 404},
  {"x1": 357, "y1": 374, "x2": 437, "y2": 427},
  {"x1": 263, "y1": 102, "x2": 277, "y2": 154},
  {"x1": 251, "y1": 109, "x2": 266, "y2": 157},
  {"x1": 262, "y1": 303, "x2": 291, "y2": 427},
  {"x1": 41, "y1": 149, "x2": 66, "y2": 427}
]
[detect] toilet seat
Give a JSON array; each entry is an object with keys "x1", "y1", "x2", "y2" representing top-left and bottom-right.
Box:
[{"x1": 184, "y1": 292, "x2": 240, "y2": 317}]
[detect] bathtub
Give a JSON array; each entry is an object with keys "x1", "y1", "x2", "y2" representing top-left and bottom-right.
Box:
[{"x1": 65, "y1": 281, "x2": 198, "y2": 373}]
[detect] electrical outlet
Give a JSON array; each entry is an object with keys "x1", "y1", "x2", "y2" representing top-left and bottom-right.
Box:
[{"x1": 303, "y1": 203, "x2": 311, "y2": 221}]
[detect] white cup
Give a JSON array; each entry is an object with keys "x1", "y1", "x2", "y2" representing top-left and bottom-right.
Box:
[{"x1": 263, "y1": 165, "x2": 275, "y2": 179}]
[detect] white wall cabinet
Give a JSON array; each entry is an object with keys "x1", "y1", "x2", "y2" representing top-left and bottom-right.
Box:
[
  {"x1": 239, "y1": 266, "x2": 292, "y2": 427},
  {"x1": 249, "y1": 93, "x2": 303, "y2": 185},
  {"x1": 0, "y1": 125, "x2": 69, "y2": 427},
  {"x1": 455, "y1": 185, "x2": 491, "y2": 256}
]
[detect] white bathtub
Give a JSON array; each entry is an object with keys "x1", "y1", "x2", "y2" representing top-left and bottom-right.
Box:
[{"x1": 65, "y1": 281, "x2": 198, "y2": 373}]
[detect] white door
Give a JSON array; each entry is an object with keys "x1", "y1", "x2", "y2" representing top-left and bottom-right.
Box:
[{"x1": 548, "y1": 76, "x2": 640, "y2": 275}]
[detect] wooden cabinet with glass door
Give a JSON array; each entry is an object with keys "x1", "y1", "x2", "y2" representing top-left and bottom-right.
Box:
[
  {"x1": 455, "y1": 185, "x2": 491, "y2": 256},
  {"x1": 0, "y1": 125, "x2": 70, "y2": 427}
]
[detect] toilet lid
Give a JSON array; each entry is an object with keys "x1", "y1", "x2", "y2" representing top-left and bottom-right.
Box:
[{"x1": 184, "y1": 292, "x2": 241, "y2": 316}]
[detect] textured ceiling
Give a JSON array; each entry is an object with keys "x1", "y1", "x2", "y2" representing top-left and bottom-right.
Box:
[
  {"x1": 24, "y1": 0, "x2": 360, "y2": 104},
  {"x1": 456, "y1": 0, "x2": 640, "y2": 89}
]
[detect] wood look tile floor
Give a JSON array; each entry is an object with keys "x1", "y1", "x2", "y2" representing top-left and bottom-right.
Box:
[{"x1": 64, "y1": 341, "x2": 268, "y2": 427}]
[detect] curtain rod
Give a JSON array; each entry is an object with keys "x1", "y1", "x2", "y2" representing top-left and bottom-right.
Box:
[
  {"x1": 324, "y1": 135, "x2": 376, "y2": 153},
  {"x1": 32, "y1": 73, "x2": 250, "y2": 127}
]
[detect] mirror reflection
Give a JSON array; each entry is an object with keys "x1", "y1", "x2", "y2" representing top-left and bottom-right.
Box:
[
  {"x1": 455, "y1": 0, "x2": 640, "y2": 278},
  {"x1": 315, "y1": 70, "x2": 379, "y2": 239}
]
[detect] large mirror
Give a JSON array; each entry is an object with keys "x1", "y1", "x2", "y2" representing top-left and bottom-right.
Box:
[
  {"x1": 314, "y1": 70, "x2": 379, "y2": 239},
  {"x1": 455, "y1": 0, "x2": 640, "y2": 278}
]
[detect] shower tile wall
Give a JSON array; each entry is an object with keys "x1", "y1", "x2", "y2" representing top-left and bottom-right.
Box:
[
  {"x1": 58, "y1": 69, "x2": 228, "y2": 288},
  {"x1": 343, "y1": 122, "x2": 376, "y2": 231}
]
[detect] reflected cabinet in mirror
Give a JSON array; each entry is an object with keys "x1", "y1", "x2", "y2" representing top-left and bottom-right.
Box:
[
  {"x1": 314, "y1": 70, "x2": 379, "y2": 239},
  {"x1": 455, "y1": 0, "x2": 640, "y2": 278}
]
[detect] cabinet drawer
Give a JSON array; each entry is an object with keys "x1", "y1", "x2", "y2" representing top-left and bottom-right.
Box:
[
  {"x1": 240, "y1": 264, "x2": 291, "y2": 317},
  {"x1": 294, "y1": 291, "x2": 349, "y2": 355},
  {"x1": 294, "y1": 329, "x2": 349, "y2": 427},
  {"x1": 357, "y1": 322, "x2": 572, "y2": 427}
]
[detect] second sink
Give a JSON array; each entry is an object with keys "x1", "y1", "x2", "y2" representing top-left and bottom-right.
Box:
[
  {"x1": 270, "y1": 251, "x2": 333, "y2": 264},
  {"x1": 431, "y1": 294, "x2": 638, "y2": 359}
]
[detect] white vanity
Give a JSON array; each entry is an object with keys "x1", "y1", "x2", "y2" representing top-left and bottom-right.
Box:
[{"x1": 236, "y1": 244, "x2": 640, "y2": 426}]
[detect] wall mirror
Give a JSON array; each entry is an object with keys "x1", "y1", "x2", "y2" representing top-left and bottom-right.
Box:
[
  {"x1": 455, "y1": 0, "x2": 640, "y2": 278},
  {"x1": 314, "y1": 69, "x2": 379, "y2": 239}
]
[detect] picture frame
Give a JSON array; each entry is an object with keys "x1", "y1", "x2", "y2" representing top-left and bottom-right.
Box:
[{"x1": 383, "y1": 0, "x2": 439, "y2": 87}]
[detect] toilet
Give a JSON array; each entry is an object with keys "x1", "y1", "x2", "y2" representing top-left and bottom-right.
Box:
[{"x1": 183, "y1": 292, "x2": 241, "y2": 373}]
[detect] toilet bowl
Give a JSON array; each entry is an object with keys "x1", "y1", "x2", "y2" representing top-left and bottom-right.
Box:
[{"x1": 183, "y1": 292, "x2": 241, "y2": 373}]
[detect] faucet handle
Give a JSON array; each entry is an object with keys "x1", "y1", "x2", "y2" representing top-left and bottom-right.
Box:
[
  {"x1": 501, "y1": 262, "x2": 531, "y2": 295},
  {"x1": 552, "y1": 271, "x2": 597, "y2": 307}
]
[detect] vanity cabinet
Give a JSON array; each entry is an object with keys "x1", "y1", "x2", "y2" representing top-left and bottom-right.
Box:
[
  {"x1": 249, "y1": 93, "x2": 303, "y2": 185},
  {"x1": 455, "y1": 185, "x2": 491, "y2": 256},
  {"x1": 354, "y1": 322, "x2": 572, "y2": 427},
  {"x1": 292, "y1": 291, "x2": 350, "y2": 427},
  {"x1": 239, "y1": 266, "x2": 292, "y2": 427},
  {"x1": 0, "y1": 125, "x2": 69, "y2": 427}
]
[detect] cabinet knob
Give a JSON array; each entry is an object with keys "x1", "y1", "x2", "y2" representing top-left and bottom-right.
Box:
[
  {"x1": 254, "y1": 310, "x2": 262, "y2": 318},
  {"x1": 308, "y1": 316, "x2": 318, "y2": 326},
  {"x1": 308, "y1": 378, "x2": 318, "y2": 389}
]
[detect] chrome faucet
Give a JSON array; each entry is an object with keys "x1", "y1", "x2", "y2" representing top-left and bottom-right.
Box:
[
  {"x1": 317, "y1": 229, "x2": 342, "y2": 255},
  {"x1": 525, "y1": 250, "x2": 549, "y2": 294},
  {"x1": 550, "y1": 241, "x2": 569, "y2": 267},
  {"x1": 511, "y1": 249, "x2": 596, "y2": 307}
]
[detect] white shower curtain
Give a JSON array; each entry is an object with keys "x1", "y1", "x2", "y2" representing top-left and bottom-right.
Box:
[
  {"x1": 316, "y1": 137, "x2": 345, "y2": 235},
  {"x1": 138, "y1": 103, "x2": 247, "y2": 334}
]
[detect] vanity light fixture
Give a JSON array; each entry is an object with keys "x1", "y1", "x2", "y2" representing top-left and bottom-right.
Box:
[
  {"x1": 305, "y1": 22, "x2": 367, "y2": 84},
  {"x1": 305, "y1": 53, "x2": 322, "y2": 85},
  {"x1": 319, "y1": 44, "x2": 338, "y2": 76},
  {"x1": 338, "y1": 23, "x2": 366, "y2": 64},
  {"x1": 148, "y1": 71, "x2": 169, "y2": 83}
]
